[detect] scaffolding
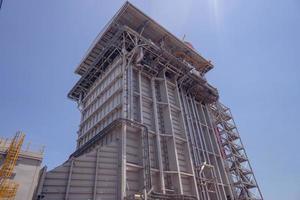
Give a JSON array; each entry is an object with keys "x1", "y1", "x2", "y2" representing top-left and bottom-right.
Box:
[
  {"x1": 0, "y1": 180, "x2": 18, "y2": 200},
  {"x1": 0, "y1": 132, "x2": 25, "y2": 200}
]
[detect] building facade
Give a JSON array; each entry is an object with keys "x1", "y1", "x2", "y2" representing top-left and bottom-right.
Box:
[{"x1": 35, "y1": 2, "x2": 263, "y2": 200}]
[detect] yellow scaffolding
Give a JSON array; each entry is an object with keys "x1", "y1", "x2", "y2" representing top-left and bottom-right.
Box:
[
  {"x1": 0, "y1": 132, "x2": 25, "y2": 200},
  {"x1": 0, "y1": 180, "x2": 18, "y2": 200}
]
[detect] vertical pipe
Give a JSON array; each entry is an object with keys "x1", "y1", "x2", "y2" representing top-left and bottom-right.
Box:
[
  {"x1": 181, "y1": 91, "x2": 200, "y2": 166},
  {"x1": 182, "y1": 93, "x2": 208, "y2": 200},
  {"x1": 93, "y1": 148, "x2": 100, "y2": 200},
  {"x1": 162, "y1": 72, "x2": 183, "y2": 194},
  {"x1": 120, "y1": 48, "x2": 128, "y2": 199},
  {"x1": 65, "y1": 159, "x2": 74, "y2": 200},
  {"x1": 151, "y1": 77, "x2": 166, "y2": 193},
  {"x1": 129, "y1": 64, "x2": 133, "y2": 120},
  {"x1": 191, "y1": 97, "x2": 210, "y2": 164},
  {"x1": 138, "y1": 71, "x2": 143, "y2": 123},
  {"x1": 121, "y1": 123, "x2": 127, "y2": 199},
  {"x1": 176, "y1": 85, "x2": 199, "y2": 199},
  {"x1": 195, "y1": 103, "x2": 222, "y2": 199},
  {"x1": 192, "y1": 97, "x2": 224, "y2": 199},
  {"x1": 138, "y1": 70, "x2": 147, "y2": 194}
]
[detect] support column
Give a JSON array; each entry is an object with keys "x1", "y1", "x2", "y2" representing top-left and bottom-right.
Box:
[
  {"x1": 176, "y1": 85, "x2": 199, "y2": 199},
  {"x1": 120, "y1": 48, "x2": 128, "y2": 199},
  {"x1": 191, "y1": 99, "x2": 222, "y2": 200},
  {"x1": 121, "y1": 124, "x2": 127, "y2": 199},
  {"x1": 151, "y1": 77, "x2": 165, "y2": 193},
  {"x1": 162, "y1": 71, "x2": 183, "y2": 194},
  {"x1": 65, "y1": 159, "x2": 74, "y2": 200},
  {"x1": 93, "y1": 148, "x2": 100, "y2": 200}
]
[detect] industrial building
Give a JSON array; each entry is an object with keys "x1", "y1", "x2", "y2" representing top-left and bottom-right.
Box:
[{"x1": 34, "y1": 2, "x2": 263, "y2": 200}]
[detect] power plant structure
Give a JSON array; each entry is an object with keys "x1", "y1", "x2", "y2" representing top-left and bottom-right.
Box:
[{"x1": 35, "y1": 2, "x2": 263, "y2": 200}]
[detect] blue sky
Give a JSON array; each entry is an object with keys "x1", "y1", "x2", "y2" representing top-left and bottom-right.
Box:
[{"x1": 0, "y1": 0, "x2": 299, "y2": 199}]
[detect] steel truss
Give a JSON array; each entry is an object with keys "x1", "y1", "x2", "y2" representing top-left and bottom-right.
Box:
[
  {"x1": 69, "y1": 23, "x2": 217, "y2": 103},
  {"x1": 209, "y1": 102, "x2": 263, "y2": 200}
]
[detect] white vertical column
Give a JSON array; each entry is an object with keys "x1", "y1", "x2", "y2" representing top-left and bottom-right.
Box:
[
  {"x1": 138, "y1": 70, "x2": 147, "y2": 193},
  {"x1": 201, "y1": 104, "x2": 228, "y2": 199},
  {"x1": 65, "y1": 159, "x2": 74, "y2": 200},
  {"x1": 192, "y1": 99, "x2": 221, "y2": 199},
  {"x1": 162, "y1": 71, "x2": 183, "y2": 194},
  {"x1": 93, "y1": 148, "x2": 100, "y2": 200},
  {"x1": 120, "y1": 53, "x2": 128, "y2": 199},
  {"x1": 138, "y1": 71, "x2": 143, "y2": 123},
  {"x1": 175, "y1": 84, "x2": 199, "y2": 199},
  {"x1": 182, "y1": 93, "x2": 209, "y2": 200},
  {"x1": 129, "y1": 64, "x2": 134, "y2": 120},
  {"x1": 151, "y1": 77, "x2": 165, "y2": 193}
]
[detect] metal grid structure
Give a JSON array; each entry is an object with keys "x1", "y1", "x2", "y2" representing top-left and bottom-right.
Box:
[
  {"x1": 209, "y1": 102, "x2": 263, "y2": 200},
  {"x1": 36, "y1": 2, "x2": 263, "y2": 200},
  {"x1": 0, "y1": 180, "x2": 19, "y2": 200},
  {"x1": 0, "y1": 132, "x2": 25, "y2": 200}
]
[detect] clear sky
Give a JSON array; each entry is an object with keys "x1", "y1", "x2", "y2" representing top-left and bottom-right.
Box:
[{"x1": 0, "y1": 0, "x2": 299, "y2": 199}]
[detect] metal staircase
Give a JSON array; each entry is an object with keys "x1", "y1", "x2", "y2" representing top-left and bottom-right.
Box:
[{"x1": 209, "y1": 102, "x2": 263, "y2": 200}]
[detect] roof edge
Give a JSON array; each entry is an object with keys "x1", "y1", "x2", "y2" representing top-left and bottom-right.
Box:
[{"x1": 74, "y1": 1, "x2": 131, "y2": 75}]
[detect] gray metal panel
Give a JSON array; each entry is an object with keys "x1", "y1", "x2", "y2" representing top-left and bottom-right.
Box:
[{"x1": 41, "y1": 139, "x2": 119, "y2": 200}]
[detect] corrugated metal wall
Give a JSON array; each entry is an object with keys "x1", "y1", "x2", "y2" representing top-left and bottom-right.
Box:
[
  {"x1": 38, "y1": 57, "x2": 232, "y2": 200},
  {"x1": 41, "y1": 130, "x2": 120, "y2": 200}
]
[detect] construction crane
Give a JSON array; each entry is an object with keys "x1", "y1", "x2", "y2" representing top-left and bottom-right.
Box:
[{"x1": 0, "y1": 132, "x2": 25, "y2": 200}]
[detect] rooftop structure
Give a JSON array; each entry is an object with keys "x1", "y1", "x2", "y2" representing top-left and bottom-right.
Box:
[{"x1": 35, "y1": 2, "x2": 263, "y2": 200}]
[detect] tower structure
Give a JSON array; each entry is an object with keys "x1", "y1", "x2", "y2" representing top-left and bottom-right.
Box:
[{"x1": 36, "y1": 2, "x2": 263, "y2": 200}]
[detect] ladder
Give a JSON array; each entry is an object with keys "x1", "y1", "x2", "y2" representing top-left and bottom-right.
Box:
[
  {"x1": 0, "y1": 180, "x2": 19, "y2": 200},
  {"x1": 0, "y1": 131, "x2": 25, "y2": 200},
  {"x1": 141, "y1": 126, "x2": 152, "y2": 192}
]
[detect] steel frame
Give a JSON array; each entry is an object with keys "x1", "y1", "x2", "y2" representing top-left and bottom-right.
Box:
[
  {"x1": 209, "y1": 102, "x2": 263, "y2": 200},
  {"x1": 0, "y1": 132, "x2": 25, "y2": 200}
]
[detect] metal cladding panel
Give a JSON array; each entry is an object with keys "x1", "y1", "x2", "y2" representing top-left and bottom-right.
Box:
[
  {"x1": 41, "y1": 64, "x2": 232, "y2": 200},
  {"x1": 181, "y1": 176, "x2": 193, "y2": 195},
  {"x1": 142, "y1": 99, "x2": 154, "y2": 131},
  {"x1": 126, "y1": 130, "x2": 141, "y2": 165},
  {"x1": 77, "y1": 60, "x2": 123, "y2": 148},
  {"x1": 41, "y1": 139, "x2": 119, "y2": 200},
  {"x1": 126, "y1": 170, "x2": 142, "y2": 194},
  {"x1": 149, "y1": 135, "x2": 158, "y2": 169},
  {"x1": 176, "y1": 140, "x2": 188, "y2": 173}
]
